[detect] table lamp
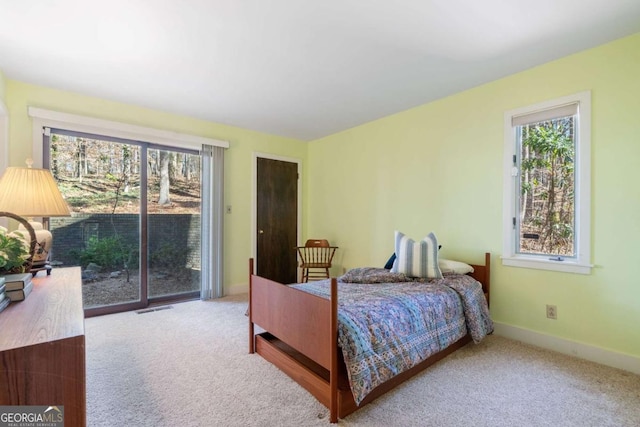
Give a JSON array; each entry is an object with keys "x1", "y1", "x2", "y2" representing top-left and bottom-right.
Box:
[{"x1": 0, "y1": 159, "x2": 71, "y2": 275}]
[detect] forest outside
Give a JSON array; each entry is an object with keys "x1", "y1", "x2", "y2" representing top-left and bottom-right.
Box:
[
  {"x1": 49, "y1": 133, "x2": 202, "y2": 309},
  {"x1": 58, "y1": 173, "x2": 201, "y2": 214},
  {"x1": 517, "y1": 116, "x2": 575, "y2": 257},
  {"x1": 51, "y1": 134, "x2": 201, "y2": 215}
]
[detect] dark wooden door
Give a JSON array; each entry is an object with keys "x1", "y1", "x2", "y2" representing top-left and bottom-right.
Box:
[{"x1": 256, "y1": 157, "x2": 298, "y2": 284}]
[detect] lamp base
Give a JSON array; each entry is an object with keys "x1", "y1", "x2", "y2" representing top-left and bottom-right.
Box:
[{"x1": 18, "y1": 221, "x2": 52, "y2": 266}]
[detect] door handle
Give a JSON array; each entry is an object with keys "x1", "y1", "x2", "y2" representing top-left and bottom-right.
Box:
[{"x1": 258, "y1": 230, "x2": 264, "y2": 234}]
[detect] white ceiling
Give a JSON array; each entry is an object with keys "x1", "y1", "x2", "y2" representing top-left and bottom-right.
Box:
[{"x1": 1, "y1": 1, "x2": 640, "y2": 141}]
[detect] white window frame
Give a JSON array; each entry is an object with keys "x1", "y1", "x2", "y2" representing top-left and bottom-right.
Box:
[{"x1": 502, "y1": 91, "x2": 592, "y2": 274}]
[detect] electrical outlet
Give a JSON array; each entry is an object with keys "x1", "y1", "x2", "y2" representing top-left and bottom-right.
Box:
[{"x1": 546, "y1": 304, "x2": 557, "y2": 319}]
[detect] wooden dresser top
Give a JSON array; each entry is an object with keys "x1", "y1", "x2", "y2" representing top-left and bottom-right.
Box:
[{"x1": 0, "y1": 267, "x2": 84, "y2": 351}]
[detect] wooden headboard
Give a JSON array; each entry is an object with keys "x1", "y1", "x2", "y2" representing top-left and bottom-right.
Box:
[{"x1": 467, "y1": 252, "x2": 490, "y2": 308}]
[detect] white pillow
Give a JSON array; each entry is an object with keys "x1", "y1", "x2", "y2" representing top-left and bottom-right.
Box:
[
  {"x1": 391, "y1": 231, "x2": 442, "y2": 279},
  {"x1": 438, "y1": 258, "x2": 474, "y2": 275}
]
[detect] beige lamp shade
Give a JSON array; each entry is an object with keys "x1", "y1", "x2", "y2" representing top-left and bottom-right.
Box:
[{"x1": 0, "y1": 166, "x2": 71, "y2": 217}]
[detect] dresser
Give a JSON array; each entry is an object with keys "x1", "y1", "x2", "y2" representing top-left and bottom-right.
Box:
[{"x1": 0, "y1": 267, "x2": 86, "y2": 427}]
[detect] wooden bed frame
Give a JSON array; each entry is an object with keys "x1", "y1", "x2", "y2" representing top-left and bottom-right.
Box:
[{"x1": 248, "y1": 253, "x2": 491, "y2": 423}]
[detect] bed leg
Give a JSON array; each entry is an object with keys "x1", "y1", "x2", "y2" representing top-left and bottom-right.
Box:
[
  {"x1": 329, "y1": 277, "x2": 338, "y2": 423},
  {"x1": 484, "y1": 252, "x2": 491, "y2": 309},
  {"x1": 249, "y1": 258, "x2": 255, "y2": 354},
  {"x1": 249, "y1": 322, "x2": 255, "y2": 354}
]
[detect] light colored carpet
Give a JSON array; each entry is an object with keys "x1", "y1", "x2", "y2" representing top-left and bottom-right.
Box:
[{"x1": 85, "y1": 295, "x2": 640, "y2": 426}]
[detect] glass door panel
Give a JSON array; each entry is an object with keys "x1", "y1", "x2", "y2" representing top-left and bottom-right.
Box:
[
  {"x1": 147, "y1": 148, "x2": 201, "y2": 299},
  {"x1": 48, "y1": 133, "x2": 142, "y2": 310}
]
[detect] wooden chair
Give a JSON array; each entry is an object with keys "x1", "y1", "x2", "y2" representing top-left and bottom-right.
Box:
[{"x1": 296, "y1": 239, "x2": 338, "y2": 282}]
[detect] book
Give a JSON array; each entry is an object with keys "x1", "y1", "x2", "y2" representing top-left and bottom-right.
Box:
[
  {"x1": 6, "y1": 280, "x2": 34, "y2": 302},
  {"x1": 0, "y1": 296, "x2": 9, "y2": 314},
  {"x1": 0, "y1": 276, "x2": 4, "y2": 288},
  {"x1": 2, "y1": 273, "x2": 32, "y2": 291}
]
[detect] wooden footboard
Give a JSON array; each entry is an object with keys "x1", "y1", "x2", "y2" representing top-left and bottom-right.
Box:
[
  {"x1": 249, "y1": 259, "x2": 339, "y2": 421},
  {"x1": 249, "y1": 254, "x2": 491, "y2": 423},
  {"x1": 249, "y1": 264, "x2": 334, "y2": 369}
]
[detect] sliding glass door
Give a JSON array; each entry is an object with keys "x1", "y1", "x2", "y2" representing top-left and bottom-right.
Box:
[{"x1": 45, "y1": 130, "x2": 201, "y2": 315}]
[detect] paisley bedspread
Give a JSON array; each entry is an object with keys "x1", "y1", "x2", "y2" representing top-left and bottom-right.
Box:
[{"x1": 291, "y1": 271, "x2": 493, "y2": 405}]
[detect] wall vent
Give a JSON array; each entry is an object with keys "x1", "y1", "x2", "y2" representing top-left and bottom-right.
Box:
[{"x1": 136, "y1": 305, "x2": 173, "y2": 314}]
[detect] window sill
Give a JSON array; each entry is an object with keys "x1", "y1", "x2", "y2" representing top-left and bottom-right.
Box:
[{"x1": 501, "y1": 256, "x2": 592, "y2": 275}]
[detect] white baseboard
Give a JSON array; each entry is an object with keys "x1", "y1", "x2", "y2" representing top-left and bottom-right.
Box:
[
  {"x1": 226, "y1": 283, "x2": 248, "y2": 296},
  {"x1": 493, "y1": 322, "x2": 640, "y2": 375}
]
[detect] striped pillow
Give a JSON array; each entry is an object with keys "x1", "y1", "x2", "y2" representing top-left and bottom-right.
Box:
[{"x1": 390, "y1": 231, "x2": 443, "y2": 279}]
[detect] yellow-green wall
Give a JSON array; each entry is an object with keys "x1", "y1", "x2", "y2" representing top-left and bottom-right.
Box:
[
  {"x1": 0, "y1": 70, "x2": 6, "y2": 101},
  {"x1": 307, "y1": 32, "x2": 640, "y2": 359},
  {"x1": 3, "y1": 80, "x2": 308, "y2": 291},
  {"x1": 3, "y1": 32, "x2": 639, "y2": 362},
  {"x1": 1, "y1": 70, "x2": 7, "y2": 175}
]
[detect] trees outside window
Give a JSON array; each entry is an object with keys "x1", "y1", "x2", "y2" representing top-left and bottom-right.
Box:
[{"x1": 518, "y1": 116, "x2": 575, "y2": 257}]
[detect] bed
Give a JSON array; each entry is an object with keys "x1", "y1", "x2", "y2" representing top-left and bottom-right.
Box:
[{"x1": 248, "y1": 252, "x2": 493, "y2": 423}]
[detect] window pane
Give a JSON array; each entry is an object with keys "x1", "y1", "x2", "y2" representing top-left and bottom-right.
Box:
[{"x1": 517, "y1": 116, "x2": 576, "y2": 257}]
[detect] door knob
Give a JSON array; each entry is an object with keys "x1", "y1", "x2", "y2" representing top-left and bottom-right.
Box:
[{"x1": 258, "y1": 230, "x2": 264, "y2": 234}]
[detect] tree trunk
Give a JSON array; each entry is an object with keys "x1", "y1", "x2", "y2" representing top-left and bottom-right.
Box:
[
  {"x1": 75, "y1": 139, "x2": 84, "y2": 182},
  {"x1": 158, "y1": 150, "x2": 171, "y2": 206},
  {"x1": 51, "y1": 135, "x2": 59, "y2": 179},
  {"x1": 122, "y1": 145, "x2": 131, "y2": 193},
  {"x1": 185, "y1": 155, "x2": 192, "y2": 181}
]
